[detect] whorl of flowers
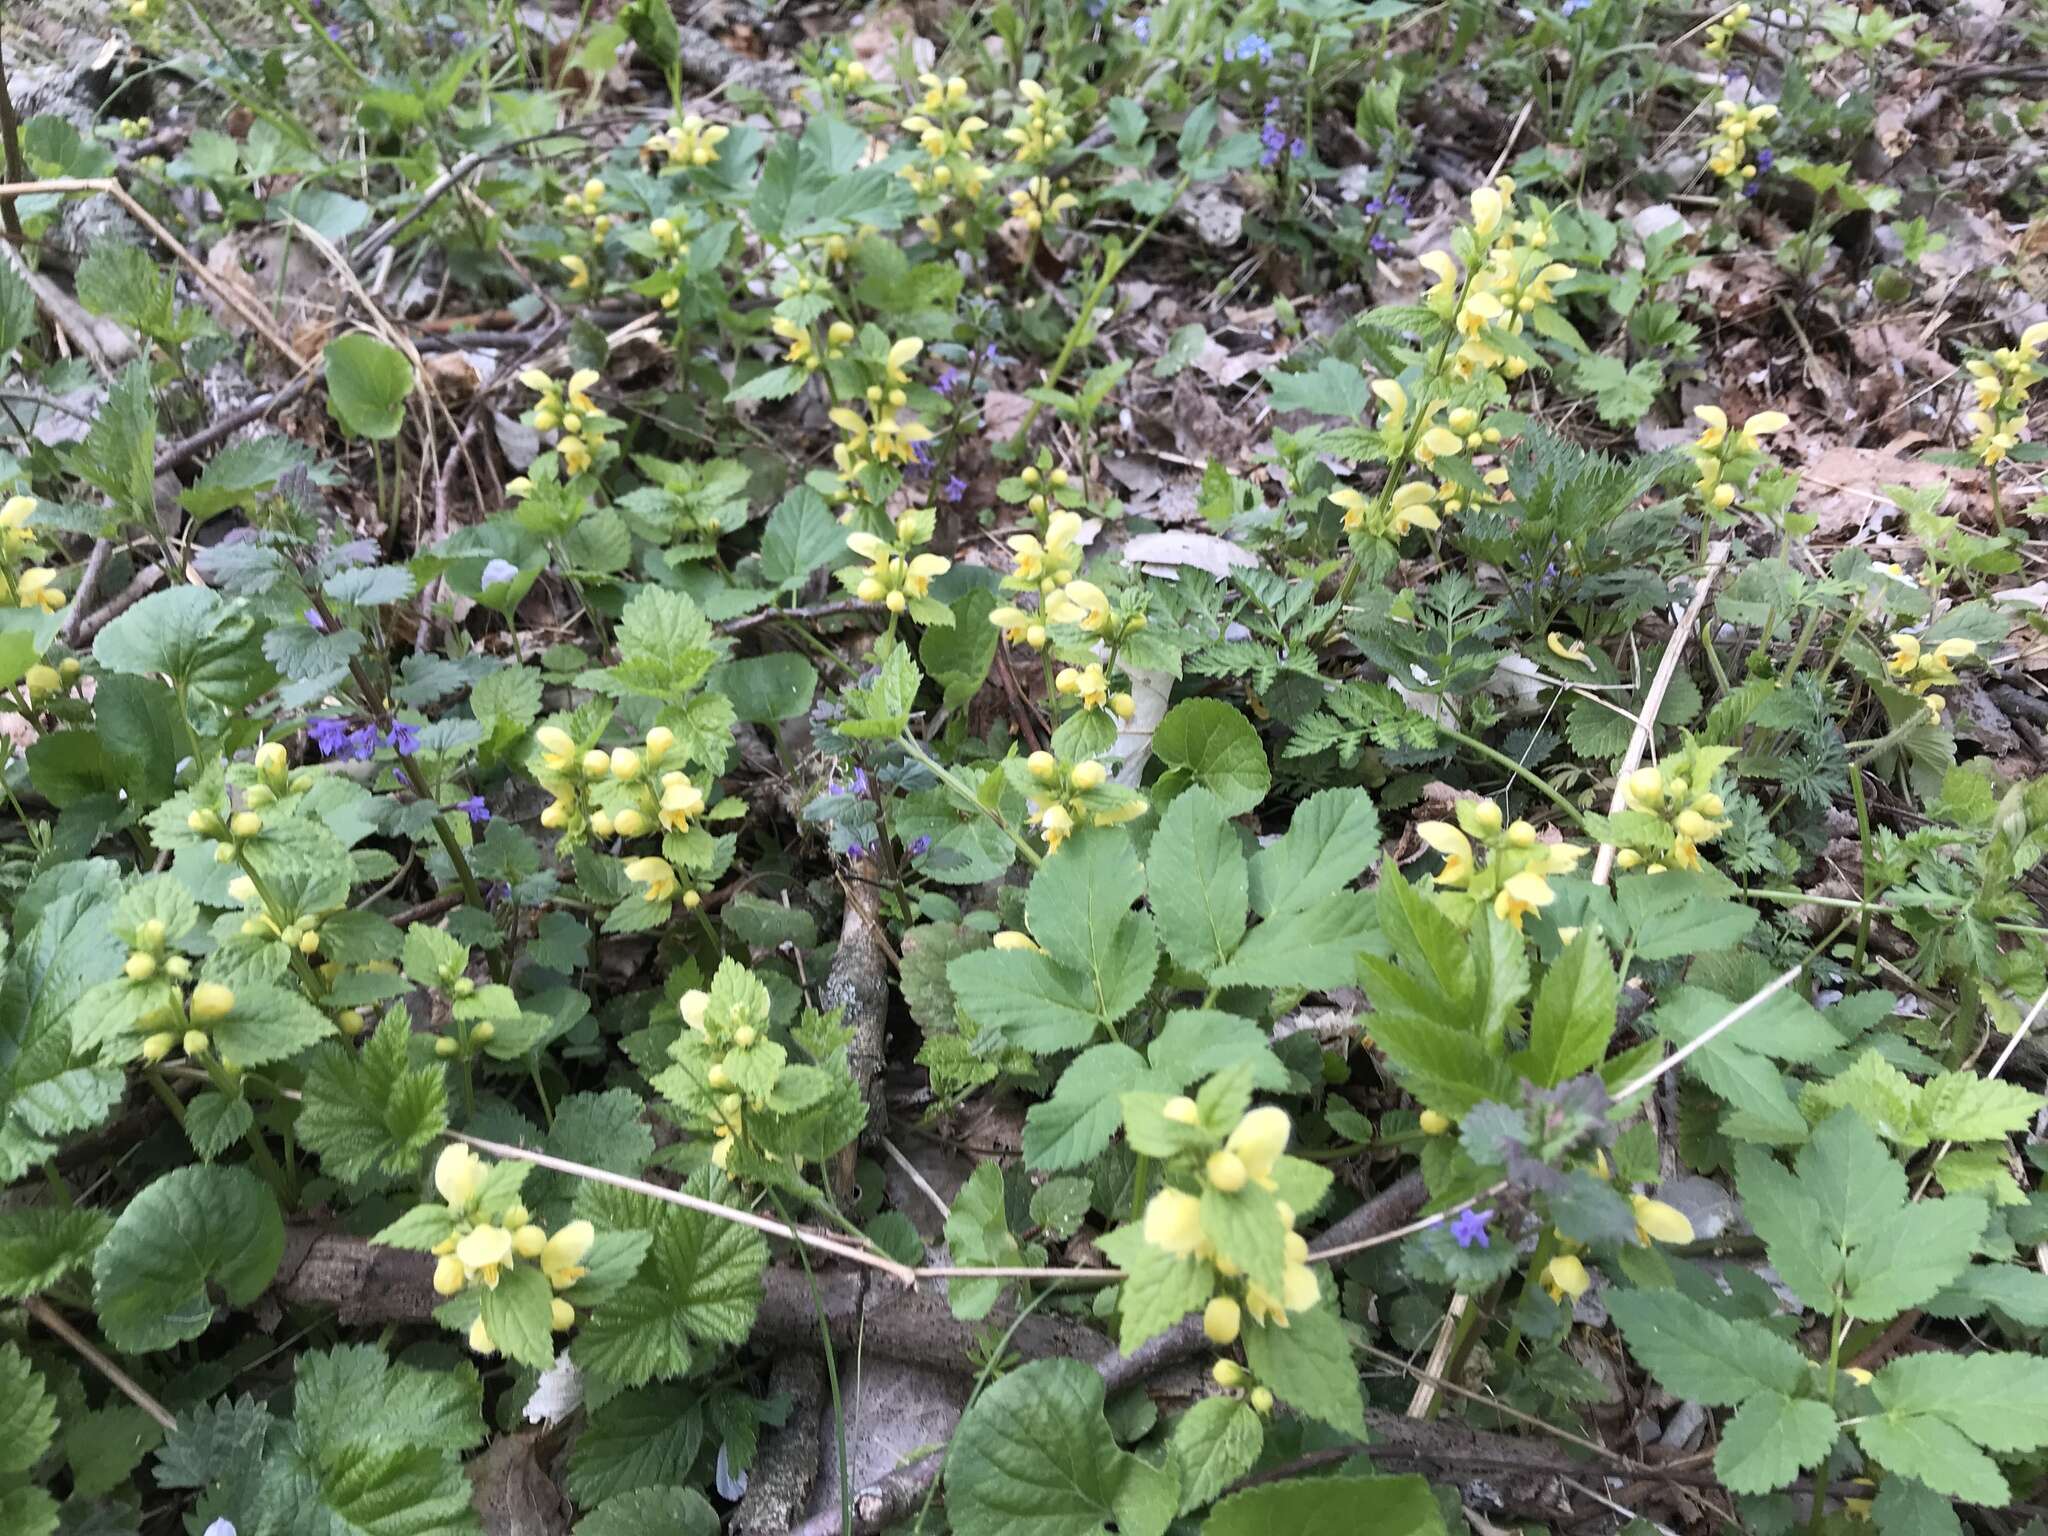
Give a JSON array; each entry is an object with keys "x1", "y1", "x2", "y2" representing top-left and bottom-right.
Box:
[
  {"x1": 1415, "y1": 797, "x2": 1585, "y2": 929},
  {"x1": 643, "y1": 112, "x2": 729, "y2": 170},
  {"x1": 837, "y1": 505, "x2": 950, "y2": 617},
  {"x1": 423, "y1": 1145, "x2": 595, "y2": 1353},
  {"x1": 1609, "y1": 740, "x2": 1736, "y2": 873},
  {"x1": 1887, "y1": 632, "x2": 1979, "y2": 723},
  {"x1": 1703, "y1": 98, "x2": 1777, "y2": 187},
  {"x1": 517, "y1": 368, "x2": 613, "y2": 478},
  {"x1": 1019, "y1": 749, "x2": 1145, "y2": 854},
  {"x1": 1688, "y1": 402, "x2": 1788, "y2": 513}
]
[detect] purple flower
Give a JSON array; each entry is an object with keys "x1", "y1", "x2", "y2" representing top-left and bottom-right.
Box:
[
  {"x1": 1231, "y1": 32, "x2": 1274, "y2": 64},
  {"x1": 934, "y1": 366, "x2": 963, "y2": 397},
  {"x1": 1449, "y1": 1208, "x2": 1493, "y2": 1250},
  {"x1": 845, "y1": 841, "x2": 868, "y2": 860},
  {"x1": 1741, "y1": 180, "x2": 1761, "y2": 199},
  {"x1": 851, "y1": 768, "x2": 870, "y2": 795},
  {"x1": 308, "y1": 716, "x2": 351, "y2": 755},
  {"x1": 326, "y1": 22, "x2": 344, "y2": 39},
  {"x1": 907, "y1": 835, "x2": 932, "y2": 856},
  {"x1": 1133, "y1": 14, "x2": 1149, "y2": 40},
  {"x1": 1390, "y1": 190, "x2": 1412, "y2": 213},
  {"x1": 942, "y1": 475, "x2": 968, "y2": 503},
  {"x1": 909, "y1": 438, "x2": 934, "y2": 469},
  {"x1": 1755, "y1": 148, "x2": 1775, "y2": 171},
  {"x1": 305, "y1": 608, "x2": 327, "y2": 632},
  {"x1": 456, "y1": 795, "x2": 490, "y2": 825},
  {"x1": 1370, "y1": 233, "x2": 1394, "y2": 256},
  {"x1": 1264, "y1": 97, "x2": 1282, "y2": 118},
  {"x1": 1364, "y1": 197, "x2": 1383, "y2": 216},
  {"x1": 1290, "y1": 138, "x2": 1305, "y2": 158},
  {"x1": 385, "y1": 721, "x2": 420, "y2": 755}
]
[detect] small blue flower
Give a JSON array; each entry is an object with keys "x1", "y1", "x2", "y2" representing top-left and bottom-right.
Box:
[
  {"x1": 456, "y1": 795, "x2": 490, "y2": 825},
  {"x1": 1133, "y1": 14, "x2": 1149, "y2": 40},
  {"x1": 1755, "y1": 148, "x2": 1774, "y2": 171},
  {"x1": 942, "y1": 475, "x2": 968, "y2": 503},
  {"x1": 934, "y1": 366, "x2": 963, "y2": 396},
  {"x1": 1449, "y1": 1207, "x2": 1493, "y2": 1250},
  {"x1": 480, "y1": 557, "x2": 521, "y2": 588},
  {"x1": 308, "y1": 716, "x2": 350, "y2": 755},
  {"x1": 851, "y1": 768, "x2": 870, "y2": 795},
  {"x1": 846, "y1": 841, "x2": 868, "y2": 860},
  {"x1": 305, "y1": 608, "x2": 326, "y2": 632},
  {"x1": 907, "y1": 835, "x2": 932, "y2": 856},
  {"x1": 385, "y1": 721, "x2": 421, "y2": 755}
]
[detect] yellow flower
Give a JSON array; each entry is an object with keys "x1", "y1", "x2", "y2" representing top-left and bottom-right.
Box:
[
  {"x1": 1387, "y1": 481, "x2": 1441, "y2": 535},
  {"x1": 468, "y1": 1317, "x2": 496, "y2": 1355},
  {"x1": 1419, "y1": 250, "x2": 1459, "y2": 308},
  {"x1": 1546, "y1": 632, "x2": 1589, "y2": 666},
  {"x1": 989, "y1": 605, "x2": 1047, "y2": 649},
  {"x1": 534, "y1": 726, "x2": 578, "y2": 775},
  {"x1": 15, "y1": 568, "x2": 64, "y2": 611},
  {"x1": 435, "y1": 1144, "x2": 487, "y2": 1208},
  {"x1": 542, "y1": 1220, "x2": 594, "y2": 1288},
  {"x1": 1141, "y1": 1187, "x2": 1204, "y2": 1257},
  {"x1": 1203, "y1": 1295, "x2": 1242, "y2": 1344},
  {"x1": 456, "y1": 1224, "x2": 514, "y2": 1286},
  {"x1": 1492, "y1": 870, "x2": 1555, "y2": 929},
  {"x1": 623, "y1": 856, "x2": 677, "y2": 904},
  {"x1": 1035, "y1": 801, "x2": 1075, "y2": 853},
  {"x1": 1470, "y1": 185, "x2": 1505, "y2": 239},
  {"x1": 1693, "y1": 405, "x2": 1728, "y2": 450},
  {"x1": 1045, "y1": 579, "x2": 1110, "y2": 631},
  {"x1": 659, "y1": 772, "x2": 706, "y2": 832},
  {"x1": 1416, "y1": 822, "x2": 1474, "y2": 886},
  {"x1": 1542, "y1": 1253, "x2": 1590, "y2": 1302},
  {"x1": 1631, "y1": 1194, "x2": 1695, "y2": 1246},
  {"x1": 885, "y1": 337, "x2": 924, "y2": 383},
  {"x1": 1225, "y1": 1106, "x2": 1290, "y2": 1189},
  {"x1": 905, "y1": 552, "x2": 949, "y2": 598},
  {"x1": 1419, "y1": 1109, "x2": 1451, "y2": 1136},
  {"x1": 432, "y1": 1254, "x2": 466, "y2": 1295},
  {"x1": 560, "y1": 254, "x2": 590, "y2": 291},
  {"x1": 1371, "y1": 378, "x2": 1409, "y2": 433}
]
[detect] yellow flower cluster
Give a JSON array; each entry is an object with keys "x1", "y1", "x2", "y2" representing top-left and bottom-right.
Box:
[
  {"x1": 897, "y1": 74, "x2": 997, "y2": 243},
  {"x1": 1054, "y1": 661, "x2": 1134, "y2": 718},
  {"x1": 1961, "y1": 323, "x2": 2042, "y2": 469},
  {"x1": 1417, "y1": 797, "x2": 1585, "y2": 930},
  {"x1": 1024, "y1": 749, "x2": 1144, "y2": 854},
  {"x1": 1008, "y1": 175, "x2": 1078, "y2": 234},
  {"x1": 1416, "y1": 181, "x2": 1576, "y2": 384},
  {"x1": 1542, "y1": 1191, "x2": 1693, "y2": 1303},
  {"x1": 532, "y1": 724, "x2": 708, "y2": 884},
  {"x1": 829, "y1": 393, "x2": 934, "y2": 480},
  {"x1": 644, "y1": 113, "x2": 730, "y2": 170},
  {"x1": 22, "y1": 657, "x2": 80, "y2": 703},
  {"x1": 1, "y1": 497, "x2": 66, "y2": 612},
  {"x1": 1887, "y1": 632, "x2": 1977, "y2": 722},
  {"x1": 675, "y1": 981, "x2": 774, "y2": 1171},
  {"x1": 987, "y1": 509, "x2": 1126, "y2": 645},
  {"x1": 1689, "y1": 403, "x2": 1788, "y2": 511},
  {"x1": 844, "y1": 525, "x2": 950, "y2": 615},
  {"x1": 1704, "y1": 99, "x2": 1777, "y2": 186},
  {"x1": 428, "y1": 1145, "x2": 594, "y2": 1352},
  {"x1": 518, "y1": 368, "x2": 611, "y2": 477},
  {"x1": 561, "y1": 176, "x2": 608, "y2": 229},
  {"x1": 1142, "y1": 1105, "x2": 1319, "y2": 1335},
  {"x1": 773, "y1": 317, "x2": 854, "y2": 373},
  {"x1": 134, "y1": 974, "x2": 224, "y2": 1064},
  {"x1": 1613, "y1": 755, "x2": 1731, "y2": 873},
  {"x1": 1703, "y1": 3, "x2": 1751, "y2": 61},
  {"x1": 1003, "y1": 80, "x2": 1073, "y2": 166}
]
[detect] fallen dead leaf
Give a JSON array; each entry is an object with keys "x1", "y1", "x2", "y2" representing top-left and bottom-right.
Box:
[
  {"x1": 1122, "y1": 529, "x2": 1257, "y2": 579},
  {"x1": 1798, "y1": 441, "x2": 1947, "y2": 540}
]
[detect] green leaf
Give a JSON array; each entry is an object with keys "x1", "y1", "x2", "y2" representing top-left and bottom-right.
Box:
[
  {"x1": 1025, "y1": 826, "x2": 1155, "y2": 1020},
  {"x1": 838, "y1": 644, "x2": 921, "y2": 738},
  {"x1": 1203, "y1": 1474, "x2": 1444, "y2": 1536},
  {"x1": 1853, "y1": 1412, "x2": 2011, "y2": 1506},
  {"x1": 92, "y1": 586, "x2": 276, "y2": 714},
  {"x1": 257, "y1": 1436, "x2": 482, "y2": 1536},
  {"x1": 1211, "y1": 891, "x2": 1373, "y2": 992},
  {"x1": 1152, "y1": 699, "x2": 1270, "y2": 815},
  {"x1": 1520, "y1": 935, "x2": 1616, "y2": 1086},
  {"x1": 706, "y1": 653, "x2": 816, "y2": 723},
  {"x1": 1264, "y1": 357, "x2": 1370, "y2": 418},
  {"x1": 574, "y1": 1486, "x2": 719, "y2": 1536},
  {"x1": 479, "y1": 1262, "x2": 558, "y2": 1368},
  {"x1": 1246, "y1": 788, "x2": 1379, "y2": 919},
  {"x1": 943, "y1": 1162, "x2": 1039, "y2": 1321},
  {"x1": 324, "y1": 333, "x2": 414, "y2": 440},
  {"x1": 0, "y1": 886, "x2": 125, "y2": 1180},
  {"x1": 1148, "y1": 789, "x2": 1249, "y2": 970},
  {"x1": 572, "y1": 1201, "x2": 766, "y2": 1388},
  {"x1": 920, "y1": 586, "x2": 1000, "y2": 708},
  {"x1": 757, "y1": 487, "x2": 842, "y2": 594},
  {"x1": 1605, "y1": 1290, "x2": 1809, "y2": 1406},
  {"x1": 0, "y1": 1203, "x2": 111, "y2": 1299},
  {"x1": 1614, "y1": 872, "x2": 1757, "y2": 961},
  {"x1": 209, "y1": 979, "x2": 336, "y2": 1068},
  {"x1": 66, "y1": 361, "x2": 156, "y2": 527},
  {"x1": 1146, "y1": 1010, "x2": 1287, "y2": 1092},
  {"x1": 1715, "y1": 1393, "x2": 1839, "y2": 1495},
  {"x1": 1570, "y1": 353, "x2": 1664, "y2": 427},
  {"x1": 296, "y1": 1008, "x2": 448, "y2": 1181},
  {"x1": 1871, "y1": 1476, "x2": 1963, "y2": 1536},
  {"x1": 948, "y1": 947, "x2": 1105, "y2": 1053},
  {"x1": 180, "y1": 436, "x2": 314, "y2": 523},
  {"x1": 183, "y1": 1090, "x2": 255, "y2": 1160},
  {"x1": 0, "y1": 1341, "x2": 57, "y2": 1475},
  {"x1": 1869, "y1": 1352, "x2": 2048, "y2": 1455},
  {"x1": 945, "y1": 1358, "x2": 1179, "y2": 1536},
  {"x1": 609, "y1": 586, "x2": 720, "y2": 704},
  {"x1": 1240, "y1": 1302, "x2": 1367, "y2": 1438},
  {"x1": 91, "y1": 1164, "x2": 283, "y2": 1352},
  {"x1": 1022, "y1": 1043, "x2": 1154, "y2": 1171},
  {"x1": 565, "y1": 1387, "x2": 702, "y2": 1505},
  {"x1": 1097, "y1": 1224, "x2": 1213, "y2": 1352},
  {"x1": 1168, "y1": 1396, "x2": 1263, "y2": 1514},
  {"x1": 293, "y1": 1344, "x2": 484, "y2": 1455}
]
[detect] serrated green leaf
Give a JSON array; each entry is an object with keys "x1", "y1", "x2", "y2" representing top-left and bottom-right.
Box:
[
  {"x1": 564, "y1": 1387, "x2": 702, "y2": 1505},
  {"x1": 1023, "y1": 1043, "x2": 1155, "y2": 1171},
  {"x1": 1148, "y1": 789, "x2": 1249, "y2": 970},
  {"x1": 948, "y1": 947, "x2": 1104, "y2": 1054},
  {"x1": 1097, "y1": 1224, "x2": 1213, "y2": 1353},
  {"x1": 0, "y1": 1203, "x2": 111, "y2": 1299},
  {"x1": 0, "y1": 1341, "x2": 57, "y2": 1475},
  {"x1": 1521, "y1": 934, "x2": 1616, "y2": 1086},
  {"x1": 571, "y1": 1200, "x2": 765, "y2": 1388},
  {"x1": 1605, "y1": 1290, "x2": 1809, "y2": 1406},
  {"x1": 1152, "y1": 699, "x2": 1270, "y2": 815},
  {"x1": 1202, "y1": 1473, "x2": 1443, "y2": 1536},
  {"x1": 1168, "y1": 1396, "x2": 1263, "y2": 1514},
  {"x1": 573, "y1": 1485, "x2": 719, "y2": 1536},
  {"x1": 1715, "y1": 1392, "x2": 1839, "y2": 1494},
  {"x1": 296, "y1": 1009, "x2": 448, "y2": 1181},
  {"x1": 1240, "y1": 1302, "x2": 1366, "y2": 1439}
]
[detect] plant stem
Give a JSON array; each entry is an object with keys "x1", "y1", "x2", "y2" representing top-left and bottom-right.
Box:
[
  {"x1": 1435, "y1": 722, "x2": 1589, "y2": 831},
  {"x1": 898, "y1": 734, "x2": 1043, "y2": 869}
]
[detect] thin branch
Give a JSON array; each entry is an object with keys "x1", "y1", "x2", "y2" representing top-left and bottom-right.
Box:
[{"x1": 22, "y1": 1296, "x2": 177, "y2": 1432}]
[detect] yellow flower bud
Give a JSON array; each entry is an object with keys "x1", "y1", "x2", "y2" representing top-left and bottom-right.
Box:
[
  {"x1": 1250, "y1": 1386, "x2": 1275, "y2": 1415},
  {"x1": 435, "y1": 1037, "x2": 458, "y2": 1058},
  {"x1": 183, "y1": 1029, "x2": 210, "y2": 1057},
  {"x1": 1070, "y1": 760, "x2": 1107, "y2": 791},
  {"x1": 433, "y1": 1255, "x2": 467, "y2": 1295},
  {"x1": 468, "y1": 1317, "x2": 496, "y2": 1355},
  {"x1": 1206, "y1": 1149, "x2": 1248, "y2": 1193},
  {"x1": 125, "y1": 952, "x2": 157, "y2": 982},
  {"x1": 551, "y1": 1297, "x2": 575, "y2": 1331},
  {"x1": 645, "y1": 726, "x2": 676, "y2": 759},
  {"x1": 23, "y1": 663, "x2": 60, "y2": 698},
  {"x1": 1027, "y1": 750, "x2": 1059, "y2": 780},
  {"x1": 230, "y1": 811, "x2": 262, "y2": 839},
  {"x1": 581, "y1": 749, "x2": 612, "y2": 780},
  {"x1": 1162, "y1": 1096, "x2": 1200, "y2": 1125},
  {"x1": 298, "y1": 928, "x2": 321, "y2": 955},
  {"x1": 190, "y1": 982, "x2": 235, "y2": 1022},
  {"x1": 1212, "y1": 1359, "x2": 1247, "y2": 1388},
  {"x1": 471, "y1": 1021, "x2": 496, "y2": 1045},
  {"x1": 610, "y1": 748, "x2": 642, "y2": 780},
  {"x1": 141, "y1": 1031, "x2": 177, "y2": 1063},
  {"x1": 734, "y1": 1024, "x2": 758, "y2": 1049},
  {"x1": 1419, "y1": 1108, "x2": 1451, "y2": 1136},
  {"x1": 338, "y1": 1009, "x2": 366, "y2": 1037},
  {"x1": 1203, "y1": 1295, "x2": 1242, "y2": 1345}
]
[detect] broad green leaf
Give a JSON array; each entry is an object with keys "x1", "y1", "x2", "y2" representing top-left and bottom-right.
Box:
[
  {"x1": 1869, "y1": 1351, "x2": 2048, "y2": 1454},
  {"x1": 1263, "y1": 357, "x2": 1370, "y2": 418},
  {"x1": 1148, "y1": 789, "x2": 1249, "y2": 970},
  {"x1": 944, "y1": 1359, "x2": 1178, "y2": 1536},
  {"x1": 1022, "y1": 1043, "x2": 1154, "y2": 1171},
  {"x1": 66, "y1": 360, "x2": 156, "y2": 527},
  {"x1": 324, "y1": 333, "x2": 414, "y2": 440},
  {"x1": 91, "y1": 1164, "x2": 283, "y2": 1351},
  {"x1": 0, "y1": 1203, "x2": 111, "y2": 1299},
  {"x1": 1842, "y1": 1195, "x2": 1986, "y2": 1321},
  {"x1": 948, "y1": 948, "x2": 1105, "y2": 1054},
  {"x1": 608, "y1": 586, "x2": 721, "y2": 704},
  {"x1": 943, "y1": 1161, "x2": 1040, "y2": 1322},
  {"x1": 1871, "y1": 1476, "x2": 1963, "y2": 1536},
  {"x1": 573, "y1": 1485, "x2": 719, "y2": 1536},
  {"x1": 1520, "y1": 933, "x2": 1616, "y2": 1086},
  {"x1": 293, "y1": 1344, "x2": 484, "y2": 1455},
  {"x1": 1211, "y1": 890, "x2": 1373, "y2": 991},
  {"x1": 0, "y1": 1341, "x2": 57, "y2": 1475},
  {"x1": 1605, "y1": 1290, "x2": 1808, "y2": 1406},
  {"x1": 706, "y1": 652, "x2": 816, "y2": 723},
  {"x1": 479, "y1": 1263, "x2": 558, "y2": 1369},
  {"x1": 257, "y1": 1436, "x2": 482, "y2": 1536},
  {"x1": 1168, "y1": 1396, "x2": 1262, "y2": 1514},
  {"x1": 209, "y1": 979, "x2": 336, "y2": 1068},
  {"x1": 1146, "y1": 1010, "x2": 1287, "y2": 1092},
  {"x1": 180, "y1": 436, "x2": 314, "y2": 522},
  {"x1": 757, "y1": 487, "x2": 841, "y2": 593},
  {"x1": 837, "y1": 643, "x2": 921, "y2": 738},
  {"x1": 92, "y1": 586, "x2": 277, "y2": 714},
  {"x1": 1614, "y1": 872, "x2": 1757, "y2": 961},
  {"x1": 1715, "y1": 1392, "x2": 1839, "y2": 1494},
  {"x1": 1096, "y1": 1224, "x2": 1213, "y2": 1353},
  {"x1": 1853, "y1": 1412, "x2": 2011, "y2": 1506},
  {"x1": 1203, "y1": 1474, "x2": 1442, "y2": 1536},
  {"x1": 296, "y1": 1009, "x2": 448, "y2": 1181},
  {"x1": 565, "y1": 1387, "x2": 704, "y2": 1505},
  {"x1": 572, "y1": 1201, "x2": 766, "y2": 1388},
  {"x1": 0, "y1": 887, "x2": 125, "y2": 1181},
  {"x1": 1246, "y1": 787, "x2": 1378, "y2": 918},
  {"x1": 1240, "y1": 1302, "x2": 1367, "y2": 1438},
  {"x1": 920, "y1": 586, "x2": 999, "y2": 709},
  {"x1": 1026, "y1": 826, "x2": 1155, "y2": 1011},
  {"x1": 1151, "y1": 699, "x2": 1270, "y2": 815}
]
